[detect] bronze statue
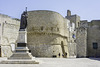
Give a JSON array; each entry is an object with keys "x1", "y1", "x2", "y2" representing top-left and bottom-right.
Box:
[{"x1": 20, "y1": 7, "x2": 28, "y2": 29}]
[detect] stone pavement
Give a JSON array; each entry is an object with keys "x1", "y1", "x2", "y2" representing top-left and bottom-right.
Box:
[{"x1": 0, "y1": 57, "x2": 100, "y2": 67}]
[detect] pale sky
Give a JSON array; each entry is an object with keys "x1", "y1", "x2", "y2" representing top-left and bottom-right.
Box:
[{"x1": 0, "y1": 0, "x2": 100, "y2": 21}]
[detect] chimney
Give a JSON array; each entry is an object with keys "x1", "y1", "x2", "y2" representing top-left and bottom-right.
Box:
[{"x1": 67, "y1": 10, "x2": 71, "y2": 16}]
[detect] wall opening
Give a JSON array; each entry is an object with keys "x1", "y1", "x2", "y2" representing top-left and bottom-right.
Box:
[
  {"x1": 61, "y1": 41, "x2": 66, "y2": 58},
  {"x1": 41, "y1": 26, "x2": 44, "y2": 31},
  {"x1": 57, "y1": 28, "x2": 59, "y2": 32},
  {"x1": 78, "y1": 22, "x2": 80, "y2": 27},
  {"x1": 51, "y1": 27, "x2": 53, "y2": 31},
  {"x1": 0, "y1": 46, "x2": 1, "y2": 57},
  {"x1": 32, "y1": 27, "x2": 34, "y2": 31},
  {"x1": 93, "y1": 42, "x2": 98, "y2": 49},
  {"x1": 92, "y1": 42, "x2": 98, "y2": 57}
]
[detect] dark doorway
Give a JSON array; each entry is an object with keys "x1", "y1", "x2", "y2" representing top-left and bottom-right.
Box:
[{"x1": 0, "y1": 46, "x2": 1, "y2": 57}]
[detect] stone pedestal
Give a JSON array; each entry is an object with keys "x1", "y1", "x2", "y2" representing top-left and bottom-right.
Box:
[
  {"x1": 8, "y1": 47, "x2": 33, "y2": 59},
  {"x1": 0, "y1": 29, "x2": 39, "y2": 64},
  {"x1": 9, "y1": 29, "x2": 34, "y2": 59}
]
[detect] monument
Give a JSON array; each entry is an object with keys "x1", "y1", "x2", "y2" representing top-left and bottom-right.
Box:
[{"x1": 0, "y1": 7, "x2": 39, "y2": 64}]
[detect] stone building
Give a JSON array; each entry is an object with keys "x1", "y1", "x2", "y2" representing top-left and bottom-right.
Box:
[
  {"x1": 27, "y1": 10, "x2": 70, "y2": 58},
  {"x1": 0, "y1": 10, "x2": 100, "y2": 58},
  {"x1": 0, "y1": 14, "x2": 20, "y2": 57},
  {"x1": 87, "y1": 20, "x2": 100, "y2": 57}
]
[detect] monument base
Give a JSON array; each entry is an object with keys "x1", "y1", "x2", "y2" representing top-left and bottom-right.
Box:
[
  {"x1": 0, "y1": 44, "x2": 39, "y2": 64},
  {"x1": 0, "y1": 60, "x2": 39, "y2": 64},
  {"x1": 8, "y1": 47, "x2": 33, "y2": 59}
]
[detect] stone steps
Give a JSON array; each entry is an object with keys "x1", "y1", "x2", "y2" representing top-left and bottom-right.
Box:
[
  {"x1": 9, "y1": 53, "x2": 32, "y2": 59},
  {"x1": 0, "y1": 60, "x2": 39, "y2": 64},
  {"x1": 9, "y1": 47, "x2": 33, "y2": 59},
  {"x1": 15, "y1": 47, "x2": 29, "y2": 52}
]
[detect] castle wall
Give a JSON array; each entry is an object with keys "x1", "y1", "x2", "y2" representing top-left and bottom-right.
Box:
[
  {"x1": 1, "y1": 10, "x2": 100, "y2": 58},
  {"x1": 67, "y1": 22, "x2": 77, "y2": 57},
  {"x1": 27, "y1": 10, "x2": 69, "y2": 58},
  {"x1": 76, "y1": 27, "x2": 87, "y2": 57},
  {"x1": 87, "y1": 21, "x2": 100, "y2": 57},
  {"x1": 27, "y1": 34, "x2": 68, "y2": 57},
  {"x1": 0, "y1": 14, "x2": 20, "y2": 57},
  {"x1": 66, "y1": 15, "x2": 80, "y2": 28}
]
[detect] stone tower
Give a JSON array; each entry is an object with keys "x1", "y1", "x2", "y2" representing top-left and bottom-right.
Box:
[
  {"x1": 27, "y1": 10, "x2": 69, "y2": 58},
  {"x1": 67, "y1": 10, "x2": 71, "y2": 16},
  {"x1": 65, "y1": 10, "x2": 80, "y2": 28}
]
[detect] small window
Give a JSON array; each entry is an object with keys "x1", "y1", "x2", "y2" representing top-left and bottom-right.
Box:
[
  {"x1": 57, "y1": 28, "x2": 59, "y2": 31},
  {"x1": 72, "y1": 34, "x2": 75, "y2": 38},
  {"x1": 51, "y1": 27, "x2": 53, "y2": 31},
  {"x1": 0, "y1": 46, "x2": 1, "y2": 57},
  {"x1": 93, "y1": 42, "x2": 98, "y2": 49},
  {"x1": 32, "y1": 27, "x2": 34, "y2": 31},
  {"x1": 78, "y1": 22, "x2": 80, "y2": 27},
  {"x1": 41, "y1": 26, "x2": 43, "y2": 30},
  {"x1": 74, "y1": 40, "x2": 76, "y2": 42}
]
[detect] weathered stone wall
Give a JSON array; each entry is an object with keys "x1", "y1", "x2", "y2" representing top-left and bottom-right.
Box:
[
  {"x1": 0, "y1": 14, "x2": 20, "y2": 57},
  {"x1": 87, "y1": 20, "x2": 100, "y2": 57},
  {"x1": 66, "y1": 22, "x2": 77, "y2": 57},
  {"x1": 76, "y1": 27, "x2": 87, "y2": 57},
  {"x1": 68, "y1": 43, "x2": 76, "y2": 57},
  {"x1": 28, "y1": 34, "x2": 68, "y2": 57},
  {"x1": 65, "y1": 15, "x2": 80, "y2": 28},
  {"x1": 80, "y1": 20, "x2": 88, "y2": 27},
  {"x1": 27, "y1": 10, "x2": 69, "y2": 58}
]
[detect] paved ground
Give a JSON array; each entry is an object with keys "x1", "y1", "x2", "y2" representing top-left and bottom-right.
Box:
[{"x1": 0, "y1": 58, "x2": 100, "y2": 67}]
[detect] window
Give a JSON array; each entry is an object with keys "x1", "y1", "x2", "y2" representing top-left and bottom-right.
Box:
[
  {"x1": 93, "y1": 42, "x2": 98, "y2": 49},
  {"x1": 78, "y1": 22, "x2": 80, "y2": 27},
  {"x1": 32, "y1": 27, "x2": 34, "y2": 31},
  {"x1": 57, "y1": 28, "x2": 59, "y2": 32},
  {"x1": 72, "y1": 34, "x2": 75, "y2": 38},
  {"x1": 51, "y1": 27, "x2": 53, "y2": 31},
  {"x1": 41, "y1": 26, "x2": 43, "y2": 30},
  {"x1": 0, "y1": 46, "x2": 1, "y2": 57}
]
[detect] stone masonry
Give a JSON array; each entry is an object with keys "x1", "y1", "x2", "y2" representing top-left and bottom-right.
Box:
[
  {"x1": 0, "y1": 14, "x2": 20, "y2": 57},
  {"x1": 0, "y1": 10, "x2": 100, "y2": 58}
]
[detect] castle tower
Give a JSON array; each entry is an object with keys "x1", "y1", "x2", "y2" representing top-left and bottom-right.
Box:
[
  {"x1": 67, "y1": 10, "x2": 71, "y2": 16},
  {"x1": 65, "y1": 10, "x2": 80, "y2": 28}
]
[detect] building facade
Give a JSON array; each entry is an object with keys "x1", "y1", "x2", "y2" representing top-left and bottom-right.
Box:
[
  {"x1": 0, "y1": 10, "x2": 100, "y2": 58},
  {"x1": 0, "y1": 14, "x2": 20, "y2": 57}
]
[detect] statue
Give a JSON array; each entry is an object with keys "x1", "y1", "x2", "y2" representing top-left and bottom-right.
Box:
[{"x1": 20, "y1": 7, "x2": 28, "y2": 29}]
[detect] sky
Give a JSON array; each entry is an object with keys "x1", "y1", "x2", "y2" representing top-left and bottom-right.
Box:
[{"x1": 0, "y1": 0, "x2": 100, "y2": 21}]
